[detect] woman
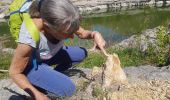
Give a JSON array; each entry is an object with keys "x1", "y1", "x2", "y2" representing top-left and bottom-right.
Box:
[{"x1": 9, "y1": 0, "x2": 106, "y2": 99}]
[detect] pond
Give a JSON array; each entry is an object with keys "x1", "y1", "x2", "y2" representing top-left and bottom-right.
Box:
[
  {"x1": 1, "y1": 6, "x2": 170, "y2": 48},
  {"x1": 79, "y1": 6, "x2": 170, "y2": 47}
]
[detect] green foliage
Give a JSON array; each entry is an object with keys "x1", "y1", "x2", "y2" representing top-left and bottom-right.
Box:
[
  {"x1": 77, "y1": 47, "x2": 153, "y2": 68},
  {"x1": 0, "y1": 52, "x2": 12, "y2": 70},
  {"x1": 0, "y1": 52, "x2": 12, "y2": 79},
  {"x1": 0, "y1": 36, "x2": 17, "y2": 48},
  {"x1": 0, "y1": 73, "x2": 9, "y2": 79},
  {"x1": 77, "y1": 51, "x2": 106, "y2": 68},
  {"x1": 92, "y1": 86, "x2": 104, "y2": 97},
  {"x1": 108, "y1": 47, "x2": 153, "y2": 67},
  {"x1": 154, "y1": 26, "x2": 170, "y2": 66},
  {"x1": 143, "y1": 26, "x2": 170, "y2": 66},
  {"x1": 0, "y1": 23, "x2": 10, "y2": 36}
]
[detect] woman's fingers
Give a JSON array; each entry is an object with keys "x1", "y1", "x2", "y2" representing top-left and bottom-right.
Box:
[
  {"x1": 98, "y1": 44, "x2": 109, "y2": 56},
  {"x1": 92, "y1": 32, "x2": 109, "y2": 56}
]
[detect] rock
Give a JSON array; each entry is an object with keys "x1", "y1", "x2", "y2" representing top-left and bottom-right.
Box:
[
  {"x1": 124, "y1": 65, "x2": 170, "y2": 82},
  {"x1": 0, "y1": 0, "x2": 170, "y2": 17},
  {"x1": 102, "y1": 54, "x2": 127, "y2": 89},
  {"x1": 112, "y1": 26, "x2": 170, "y2": 53},
  {"x1": 0, "y1": 79, "x2": 29, "y2": 100},
  {"x1": 2, "y1": 48, "x2": 14, "y2": 54},
  {"x1": 0, "y1": 65, "x2": 170, "y2": 99},
  {"x1": 165, "y1": 87, "x2": 170, "y2": 99},
  {"x1": 0, "y1": 13, "x2": 5, "y2": 19},
  {"x1": 105, "y1": 80, "x2": 170, "y2": 100}
]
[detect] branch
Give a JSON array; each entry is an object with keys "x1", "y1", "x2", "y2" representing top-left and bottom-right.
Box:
[{"x1": 0, "y1": 69, "x2": 8, "y2": 73}]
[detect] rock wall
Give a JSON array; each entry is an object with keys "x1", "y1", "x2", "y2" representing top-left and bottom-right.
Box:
[{"x1": 0, "y1": 0, "x2": 170, "y2": 18}]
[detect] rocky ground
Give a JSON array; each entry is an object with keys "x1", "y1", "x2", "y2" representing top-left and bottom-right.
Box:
[
  {"x1": 0, "y1": 65, "x2": 170, "y2": 100},
  {"x1": 0, "y1": 0, "x2": 170, "y2": 100}
]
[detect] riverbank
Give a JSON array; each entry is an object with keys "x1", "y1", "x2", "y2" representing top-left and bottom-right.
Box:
[{"x1": 1, "y1": 0, "x2": 170, "y2": 21}]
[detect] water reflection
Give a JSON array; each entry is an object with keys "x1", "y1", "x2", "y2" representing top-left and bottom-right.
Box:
[
  {"x1": 81, "y1": 6, "x2": 170, "y2": 45},
  {"x1": 91, "y1": 24, "x2": 128, "y2": 43}
]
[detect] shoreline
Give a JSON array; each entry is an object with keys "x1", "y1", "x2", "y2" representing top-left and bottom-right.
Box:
[{"x1": 0, "y1": 0, "x2": 170, "y2": 19}]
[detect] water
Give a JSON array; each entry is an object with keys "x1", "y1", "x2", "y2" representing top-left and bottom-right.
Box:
[
  {"x1": 80, "y1": 6, "x2": 170, "y2": 46},
  {"x1": 1, "y1": 7, "x2": 170, "y2": 47}
]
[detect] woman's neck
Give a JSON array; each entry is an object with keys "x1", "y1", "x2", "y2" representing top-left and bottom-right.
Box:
[{"x1": 43, "y1": 30, "x2": 60, "y2": 44}]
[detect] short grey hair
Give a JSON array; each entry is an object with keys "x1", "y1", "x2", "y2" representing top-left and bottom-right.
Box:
[{"x1": 29, "y1": 0, "x2": 80, "y2": 33}]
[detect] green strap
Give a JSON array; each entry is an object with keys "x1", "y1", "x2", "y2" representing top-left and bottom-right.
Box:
[{"x1": 23, "y1": 13, "x2": 40, "y2": 45}]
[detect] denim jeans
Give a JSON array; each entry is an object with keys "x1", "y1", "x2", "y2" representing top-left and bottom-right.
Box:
[{"x1": 23, "y1": 46, "x2": 87, "y2": 97}]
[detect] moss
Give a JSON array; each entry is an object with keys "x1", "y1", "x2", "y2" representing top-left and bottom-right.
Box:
[{"x1": 92, "y1": 85, "x2": 104, "y2": 97}]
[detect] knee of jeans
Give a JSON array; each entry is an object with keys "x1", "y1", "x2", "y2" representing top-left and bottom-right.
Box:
[
  {"x1": 60, "y1": 82, "x2": 76, "y2": 97},
  {"x1": 80, "y1": 47, "x2": 88, "y2": 61}
]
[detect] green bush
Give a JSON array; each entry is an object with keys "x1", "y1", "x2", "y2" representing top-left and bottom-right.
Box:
[{"x1": 152, "y1": 26, "x2": 170, "y2": 66}]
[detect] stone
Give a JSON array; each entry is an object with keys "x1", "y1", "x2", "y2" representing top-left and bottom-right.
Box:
[
  {"x1": 165, "y1": 87, "x2": 170, "y2": 99},
  {"x1": 102, "y1": 53, "x2": 128, "y2": 89}
]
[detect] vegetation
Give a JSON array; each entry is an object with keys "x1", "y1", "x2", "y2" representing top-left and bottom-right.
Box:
[
  {"x1": 0, "y1": 23, "x2": 10, "y2": 36},
  {"x1": 92, "y1": 86, "x2": 104, "y2": 97},
  {"x1": 77, "y1": 51, "x2": 106, "y2": 68},
  {"x1": 0, "y1": 51, "x2": 12, "y2": 79},
  {"x1": 77, "y1": 47, "x2": 153, "y2": 68},
  {"x1": 77, "y1": 26, "x2": 170, "y2": 68},
  {"x1": 147, "y1": 26, "x2": 170, "y2": 66}
]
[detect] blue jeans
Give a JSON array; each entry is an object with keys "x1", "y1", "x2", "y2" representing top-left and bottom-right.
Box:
[{"x1": 23, "y1": 46, "x2": 87, "y2": 97}]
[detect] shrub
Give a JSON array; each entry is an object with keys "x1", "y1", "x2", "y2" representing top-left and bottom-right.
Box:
[{"x1": 144, "y1": 26, "x2": 170, "y2": 66}]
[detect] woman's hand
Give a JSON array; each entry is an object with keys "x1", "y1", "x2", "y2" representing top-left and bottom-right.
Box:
[
  {"x1": 75, "y1": 27, "x2": 109, "y2": 56},
  {"x1": 91, "y1": 31, "x2": 109, "y2": 56},
  {"x1": 35, "y1": 92, "x2": 50, "y2": 100}
]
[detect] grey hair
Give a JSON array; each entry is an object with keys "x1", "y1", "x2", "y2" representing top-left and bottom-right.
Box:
[{"x1": 29, "y1": 0, "x2": 80, "y2": 33}]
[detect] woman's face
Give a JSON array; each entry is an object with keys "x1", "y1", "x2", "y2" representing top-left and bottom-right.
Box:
[{"x1": 43, "y1": 22, "x2": 75, "y2": 40}]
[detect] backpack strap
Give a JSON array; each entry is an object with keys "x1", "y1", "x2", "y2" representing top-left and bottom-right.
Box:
[
  {"x1": 10, "y1": 0, "x2": 32, "y2": 16},
  {"x1": 23, "y1": 13, "x2": 40, "y2": 46},
  {"x1": 32, "y1": 50, "x2": 38, "y2": 70}
]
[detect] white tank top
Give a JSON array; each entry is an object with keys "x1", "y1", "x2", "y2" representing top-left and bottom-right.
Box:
[{"x1": 18, "y1": 22, "x2": 64, "y2": 61}]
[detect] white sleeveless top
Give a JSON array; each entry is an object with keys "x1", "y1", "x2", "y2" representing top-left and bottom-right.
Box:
[{"x1": 18, "y1": 22, "x2": 64, "y2": 61}]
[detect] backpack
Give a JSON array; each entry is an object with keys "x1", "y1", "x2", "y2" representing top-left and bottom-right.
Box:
[
  {"x1": 9, "y1": 0, "x2": 40, "y2": 45},
  {"x1": 8, "y1": 0, "x2": 74, "y2": 46}
]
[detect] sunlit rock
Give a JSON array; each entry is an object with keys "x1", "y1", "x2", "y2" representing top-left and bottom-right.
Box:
[{"x1": 102, "y1": 53, "x2": 128, "y2": 89}]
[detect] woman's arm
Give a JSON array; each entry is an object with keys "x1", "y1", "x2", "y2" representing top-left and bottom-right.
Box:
[
  {"x1": 75, "y1": 26, "x2": 95, "y2": 39},
  {"x1": 9, "y1": 43, "x2": 49, "y2": 100},
  {"x1": 75, "y1": 26, "x2": 108, "y2": 55}
]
